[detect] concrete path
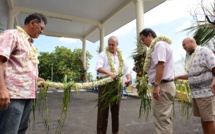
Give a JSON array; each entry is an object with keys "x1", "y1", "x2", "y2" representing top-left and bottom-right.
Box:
[{"x1": 28, "y1": 90, "x2": 202, "y2": 134}]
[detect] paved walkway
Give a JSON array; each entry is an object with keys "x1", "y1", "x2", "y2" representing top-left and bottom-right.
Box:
[
  {"x1": 28, "y1": 90, "x2": 202, "y2": 134},
  {"x1": 125, "y1": 85, "x2": 139, "y2": 97}
]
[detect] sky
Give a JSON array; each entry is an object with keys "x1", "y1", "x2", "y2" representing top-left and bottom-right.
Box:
[{"x1": 34, "y1": 0, "x2": 215, "y2": 80}]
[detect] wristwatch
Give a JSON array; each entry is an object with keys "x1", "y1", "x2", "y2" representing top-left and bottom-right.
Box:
[{"x1": 153, "y1": 82, "x2": 160, "y2": 86}]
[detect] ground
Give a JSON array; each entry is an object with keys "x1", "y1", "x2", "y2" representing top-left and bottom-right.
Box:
[{"x1": 28, "y1": 89, "x2": 202, "y2": 134}]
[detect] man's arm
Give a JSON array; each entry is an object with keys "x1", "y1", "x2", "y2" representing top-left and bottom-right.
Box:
[
  {"x1": 210, "y1": 67, "x2": 215, "y2": 95},
  {"x1": 126, "y1": 74, "x2": 131, "y2": 82},
  {"x1": 124, "y1": 74, "x2": 131, "y2": 87},
  {"x1": 154, "y1": 61, "x2": 165, "y2": 84},
  {"x1": 97, "y1": 68, "x2": 117, "y2": 79},
  {"x1": 202, "y1": 49, "x2": 215, "y2": 95},
  {"x1": 96, "y1": 52, "x2": 117, "y2": 79},
  {"x1": 153, "y1": 61, "x2": 165, "y2": 101},
  {"x1": 174, "y1": 74, "x2": 188, "y2": 80},
  {"x1": 0, "y1": 56, "x2": 10, "y2": 110}
]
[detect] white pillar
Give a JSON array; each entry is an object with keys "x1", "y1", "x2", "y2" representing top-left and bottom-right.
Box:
[
  {"x1": 99, "y1": 24, "x2": 105, "y2": 52},
  {"x1": 7, "y1": 10, "x2": 17, "y2": 29},
  {"x1": 81, "y1": 38, "x2": 86, "y2": 70},
  {"x1": 134, "y1": 0, "x2": 144, "y2": 36}
]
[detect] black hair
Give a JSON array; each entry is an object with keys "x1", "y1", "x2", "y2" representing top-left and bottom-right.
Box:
[
  {"x1": 139, "y1": 28, "x2": 157, "y2": 38},
  {"x1": 24, "y1": 13, "x2": 47, "y2": 25}
]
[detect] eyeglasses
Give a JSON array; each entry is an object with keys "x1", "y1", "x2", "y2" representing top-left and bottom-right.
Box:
[
  {"x1": 140, "y1": 39, "x2": 144, "y2": 44},
  {"x1": 34, "y1": 20, "x2": 44, "y2": 31}
]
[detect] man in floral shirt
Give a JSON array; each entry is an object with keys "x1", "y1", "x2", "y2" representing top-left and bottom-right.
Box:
[{"x1": 0, "y1": 13, "x2": 47, "y2": 134}]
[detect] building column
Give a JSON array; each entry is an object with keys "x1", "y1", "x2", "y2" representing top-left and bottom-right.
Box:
[
  {"x1": 134, "y1": 0, "x2": 144, "y2": 36},
  {"x1": 81, "y1": 38, "x2": 86, "y2": 70},
  {"x1": 7, "y1": 10, "x2": 17, "y2": 29},
  {"x1": 99, "y1": 24, "x2": 104, "y2": 53}
]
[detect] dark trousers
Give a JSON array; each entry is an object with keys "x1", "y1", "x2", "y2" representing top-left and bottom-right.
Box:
[
  {"x1": 97, "y1": 84, "x2": 120, "y2": 134},
  {"x1": 0, "y1": 99, "x2": 33, "y2": 134}
]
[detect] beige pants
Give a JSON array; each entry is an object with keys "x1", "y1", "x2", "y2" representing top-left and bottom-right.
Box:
[{"x1": 152, "y1": 82, "x2": 176, "y2": 134}]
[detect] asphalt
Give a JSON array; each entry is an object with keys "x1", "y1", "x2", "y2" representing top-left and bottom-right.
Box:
[{"x1": 27, "y1": 89, "x2": 203, "y2": 134}]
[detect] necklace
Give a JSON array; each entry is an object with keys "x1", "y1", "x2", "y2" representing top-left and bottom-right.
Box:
[
  {"x1": 185, "y1": 46, "x2": 200, "y2": 72},
  {"x1": 106, "y1": 47, "x2": 124, "y2": 76},
  {"x1": 17, "y1": 26, "x2": 39, "y2": 64}
]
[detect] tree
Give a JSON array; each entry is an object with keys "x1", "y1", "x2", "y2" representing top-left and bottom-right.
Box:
[
  {"x1": 38, "y1": 46, "x2": 92, "y2": 82},
  {"x1": 185, "y1": 1, "x2": 215, "y2": 46},
  {"x1": 38, "y1": 52, "x2": 53, "y2": 80}
]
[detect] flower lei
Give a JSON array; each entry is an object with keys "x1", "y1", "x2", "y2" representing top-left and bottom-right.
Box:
[
  {"x1": 39, "y1": 47, "x2": 124, "y2": 90},
  {"x1": 38, "y1": 77, "x2": 115, "y2": 89},
  {"x1": 17, "y1": 26, "x2": 39, "y2": 64},
  {"x1": 143, "y1": 36, "x2": 172, "y2": 73},
  {"x1": 106, "y1": 47, "x2": 124, "y2": 76},
  {"x1": 185, "y1": 46, "x2": 200, "y2": 72}
]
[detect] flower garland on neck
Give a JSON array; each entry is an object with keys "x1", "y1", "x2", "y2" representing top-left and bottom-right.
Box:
[
  {"x1": 185, "y1": 46, "x2": 200, "y2": 73},
  {"x1": 106, "y1": 47, "x2": 124, "y2": 76},
  {"x1": 17, "y1": 26, "x2": 39, "y2": 65},
  {"x1": 143, "y1": 36, "x2": 172, "y2": 73}
]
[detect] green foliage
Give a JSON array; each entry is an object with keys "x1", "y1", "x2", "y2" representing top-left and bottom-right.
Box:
[
  {"x1": 34, "y1": 76, "x2": 75, "y2": 133},
  {"x1": 38, "y1": 46, "x2": 92, "y2": 82},
  {"x1": 33, "y1": 81, "x2": 51, "y2": 133},
  {"x1": 175, "y1": 82, "x2": 192, "y2": 119},
  {"x1": 184, "y1": 1, "x2": 215, "y2": 46},
  {"x1": 98, "y1": 78, "x2": 122, "y2": 110},
  {"x1": 131, "y1": 38, "x2": 147, "y2": 77},
  {"x1": 131, "y1": 37, "x2": 151, "y2": 118},
  {"x1": 137, "y1": 77, "x2": 151, "y2": 119},
  {"x1": 184, "y1": 21, "x2": 215, "y2": 46},
  {"x1": 55, "y1": 75, "x2": 74, "y2": 134}
]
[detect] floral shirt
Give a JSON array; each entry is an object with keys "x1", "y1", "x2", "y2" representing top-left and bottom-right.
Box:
[{"x1": 0, "y1": 26, "x2": 38, "y2": 99}]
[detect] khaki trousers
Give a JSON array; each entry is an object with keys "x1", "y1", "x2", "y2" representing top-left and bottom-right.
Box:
[
  {"x1": 152, "y1": 81, "x2": 176, "y2": 134},
  {"x1": 97, "y1": 84, "x2": 120, "y2": 134},
  {"x1": 192, "y1": 95, "x2": 215, "y2": 121}
]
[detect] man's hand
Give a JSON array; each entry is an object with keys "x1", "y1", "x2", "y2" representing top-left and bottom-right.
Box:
[
  {"x1": 37, "y1": 77, "x2": 45, "y2": 87},
  {"x1": 97, "y1": 68, "x2": 117, "y2": 79},
  {"x1": 210, "y1": 78, "x2": 215, "y2": 95},
  {"x1": 174, "y1": 75, "x2": 188, "y2": 81},
  {"x1": 0, "y1": 86, "x2": 10, "y2": 110},
  {"x1": 153, "y1": 85, "x2": 161, "y2": 101},
  {"x1": 174, "y1": 76, "x2": 178, "y2": 81},
  {"x1": 124, "y1": 80, "x2": 131, "y2": 87},
  {"x1": 0, "y1": 56, "x2": 10, "y2": 110},
  {"x1": 108, "y1": 72, "x2": 117, "y2": 79}
]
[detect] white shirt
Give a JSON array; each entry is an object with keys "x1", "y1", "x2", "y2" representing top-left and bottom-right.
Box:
[
  {"x1": 148, "y1": 41, "x2": 174, "y2": 84},
  {"x1": 95, "y1": 51, "x2": 130, "y2": 78}
]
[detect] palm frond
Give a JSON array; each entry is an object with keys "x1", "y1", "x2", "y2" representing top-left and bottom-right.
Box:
[{"x1": 183, "y1": 1, "x2": 215, "y2": 46}]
